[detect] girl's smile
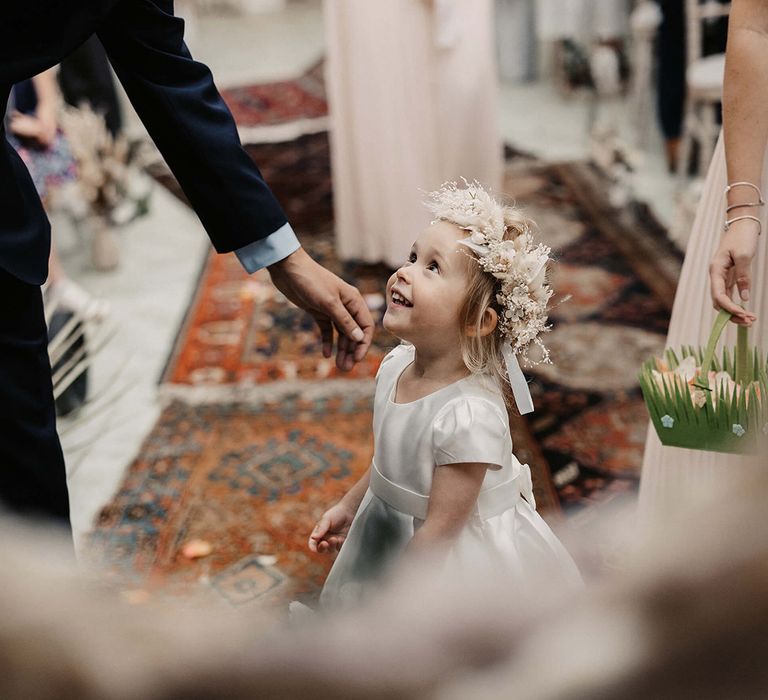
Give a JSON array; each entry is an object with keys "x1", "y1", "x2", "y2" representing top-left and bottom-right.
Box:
[
  {"x1": 383, "y1": 220, "x2": 471, "y2": 350},
  {"x1": 389, "y1": 287, "x2": 412, "y2": 308}
]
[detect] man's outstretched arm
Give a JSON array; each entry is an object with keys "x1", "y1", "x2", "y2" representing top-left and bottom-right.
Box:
[{"x1": 97, "y1": 0, "x2": 373, "y2": 364}]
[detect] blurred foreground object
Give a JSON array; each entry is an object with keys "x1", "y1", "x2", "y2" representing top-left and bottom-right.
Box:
[{"x1": 3, "y1": 464, "x2": 768, "y2": 698}]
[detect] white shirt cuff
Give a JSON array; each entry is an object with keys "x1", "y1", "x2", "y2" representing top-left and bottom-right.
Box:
[{"x1": 234, "y1": 222, "x2": 301, "y2": 273}]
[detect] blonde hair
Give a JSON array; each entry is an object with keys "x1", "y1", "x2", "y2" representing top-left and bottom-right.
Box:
[{"x1": 455, "y1": 206, "x2": 538, "y2": 414}]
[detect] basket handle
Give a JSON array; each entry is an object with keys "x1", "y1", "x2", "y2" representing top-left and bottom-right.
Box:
[{"x1": 694, "y1": 309, "x2": 749, "y2": 389}]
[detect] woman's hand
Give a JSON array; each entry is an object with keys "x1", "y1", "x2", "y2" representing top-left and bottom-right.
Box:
[
  {"x1": 709, "y1": 218, "x2": 760, "y2": 325},
  {"x1": 308, "y1": 503, "x2": 357, "y2": 554}
]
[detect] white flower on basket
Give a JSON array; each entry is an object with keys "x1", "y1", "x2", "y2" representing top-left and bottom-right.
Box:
[
  {"x1": 650, "y1": 356, "x2": 764, "y2": 412},
  {"x1": 661, "y1": 415, "x2": 674, "y2": 429},
  {"x1": 732, "y1": 424, "x2": 746, "y2": 438},
  {"x1": 675, "y1": 356, "x2": 698, "y2": 382},
  {"x1": 708, "y1": 371, "x2": 738, "y2": 401}
]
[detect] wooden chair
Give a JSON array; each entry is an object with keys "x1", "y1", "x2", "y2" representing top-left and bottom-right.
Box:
[{"x1": 677, "y1": 0, "x2": 730, "y2": 185}]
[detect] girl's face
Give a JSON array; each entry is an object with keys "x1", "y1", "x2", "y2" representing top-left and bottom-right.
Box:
[{"x1": 383, "y1": 221, "x2": 472, "y2": 350}]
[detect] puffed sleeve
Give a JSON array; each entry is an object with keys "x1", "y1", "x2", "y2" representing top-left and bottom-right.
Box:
[
  {"x1": 375, "y1": 343, "x2": 414, "y2": 382},
  {"x1": 432, "y1": 398, "x2": 509, "y2": 468}
]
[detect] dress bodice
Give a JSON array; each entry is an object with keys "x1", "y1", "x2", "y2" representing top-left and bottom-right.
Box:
[{"x1": 372, "y1": 344, "x2": 522, "y2": 499}]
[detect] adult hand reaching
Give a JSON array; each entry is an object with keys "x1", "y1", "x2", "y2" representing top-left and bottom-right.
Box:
[
  {"x1": 268, "y1": 247, "x2": 375, "y2": 370},
  {"x1": 709, "y1": 218, "x2": 759, "y2": 326}
]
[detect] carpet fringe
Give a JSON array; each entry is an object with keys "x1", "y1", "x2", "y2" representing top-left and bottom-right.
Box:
[{"x1": 159, "y1": 377, "x2": 376, "y2": 407}]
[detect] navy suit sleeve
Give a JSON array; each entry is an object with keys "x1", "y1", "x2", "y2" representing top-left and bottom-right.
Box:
[{"x1": 97, "y1": 0, "x2": 288, "y2": 253}]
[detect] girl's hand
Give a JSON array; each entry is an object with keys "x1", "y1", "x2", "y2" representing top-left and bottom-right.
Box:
[
  {"x1": 308, "y1": 503, "x2": 356, "y2": 554},
  {"x1": 709, "y1": 218, "x2": 760, "y2": 326}
]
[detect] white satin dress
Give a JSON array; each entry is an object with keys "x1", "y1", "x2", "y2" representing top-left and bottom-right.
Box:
[{"x1": 320, "y1": 345, "x2": 581, "y2": 606}]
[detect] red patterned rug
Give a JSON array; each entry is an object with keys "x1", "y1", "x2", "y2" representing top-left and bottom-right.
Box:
[
  {"x1": 90, "y1": 93, "x2": 680, "y2": 604},
  {"x1": 221, "y1": 61, "x2": 327, "y2": 128}
]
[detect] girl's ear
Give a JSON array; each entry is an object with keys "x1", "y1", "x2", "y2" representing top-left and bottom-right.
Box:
[{"x1": 466, "y1": 307, "x2": 498, "y2": 338}]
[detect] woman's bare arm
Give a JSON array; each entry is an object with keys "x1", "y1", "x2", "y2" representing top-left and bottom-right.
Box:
[{"x1": 710, "y1": 0, "x2": 768, "y2": 320}]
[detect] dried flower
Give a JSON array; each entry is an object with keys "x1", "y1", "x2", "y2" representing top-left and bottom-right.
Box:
[{"x1": 425, "y1": 181, "x2": 553, "y2": 364}]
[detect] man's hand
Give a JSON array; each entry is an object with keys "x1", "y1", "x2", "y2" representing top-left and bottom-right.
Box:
[
  {"x1": 709, "y1": 218, "x2": 759, "y2": 326},
  {"x1": 308, "y1": 503, "x2": 357, "y2": 554},
  {"x1": 268, "y1": 247, "x2": 374, "y2": 369}
]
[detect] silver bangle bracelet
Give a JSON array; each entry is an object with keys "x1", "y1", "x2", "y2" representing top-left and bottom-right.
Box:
[
  {"x1": 724, "y1": 181, "x2": 765, "y2": 204},
  {"x1": 723, "y1": 214, "x2": 762, "y2": 235},
  {"x1": 726, "y1": 202, "x2": 763, "y2": 214}
]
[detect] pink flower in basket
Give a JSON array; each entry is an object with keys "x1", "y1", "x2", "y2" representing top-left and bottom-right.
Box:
[{"x1": 650, "y1": 356, "x2": 761, "y2": 410}]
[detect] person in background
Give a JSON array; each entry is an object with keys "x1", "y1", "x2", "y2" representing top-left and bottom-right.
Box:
[
  {"x1": 323, "y1": 0, "x2": 503, "y2": 270},
  {"x1": 8, "y1": 68, "x2": 108, "y2": 318},
  {"x1": 1, "y1": 0, "x2": 374, "y2": 533},
  {"x1": 638, "y1": 0, "x2": 764, "y2": 525}
]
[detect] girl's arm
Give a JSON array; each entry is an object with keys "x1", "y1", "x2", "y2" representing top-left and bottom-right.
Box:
[
  {"x1": 405, "y1": 462, "x2": 489, "y2": 555},
  {"x1": 308, "y1": 468, "x2": 371, "y2": 554},
  {"x1": 710, "y1": 0, "x2": 768, "y2": 323}
]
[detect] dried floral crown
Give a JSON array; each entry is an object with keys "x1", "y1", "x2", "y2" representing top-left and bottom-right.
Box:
[{"x1": 425, "y1": 180, "x2": 553, "y2": 365}]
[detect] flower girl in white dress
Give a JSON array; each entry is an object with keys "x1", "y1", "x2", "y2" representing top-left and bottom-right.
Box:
[{"x1": 309, "y1": 182, "x2": 581, "y2": 606}]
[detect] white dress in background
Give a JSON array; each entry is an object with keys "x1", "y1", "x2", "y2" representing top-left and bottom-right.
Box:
[
  {"x1": 323, "y1": 0, "x2": 503, "y2": 269},
  {"x1": 320, "y1": 345, "x2": 580, "y2": 607},
  {"x1": 638, "y1": 134, "x2": 767, "y2": 525}
]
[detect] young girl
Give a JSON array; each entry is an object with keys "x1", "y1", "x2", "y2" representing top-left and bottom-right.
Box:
[{"x1": 309, "y1": 182, "x2": 580, "y2": 605}]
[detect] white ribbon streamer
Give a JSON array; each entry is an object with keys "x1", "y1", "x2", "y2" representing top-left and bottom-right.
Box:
[{"x1": 502, "y1": 341, "x2": 534, "y2": 415}]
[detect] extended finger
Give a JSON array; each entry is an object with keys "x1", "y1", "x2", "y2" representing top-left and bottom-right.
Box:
[
  {"x1": 733, "y1": 254, "x2": 753, "y2": 303},
  {"x1": 316, "y1": 318, "x2": 334, "y2": 359},
  {"x1": 710, "y1": 257, "x2": 751, "y2": 321},
  {"x1": 327, "y1": 296, "x2": 365, "y2": 347},
  {"x1": 710, "y1": 255, "x2": 733, "y2": 308},
  {"x1": 714, "y1": 289, "x2": 752, "y2": 323},
  {"x1": 335, "y1": 332, "x2": 353, "y2": 371},
  {"x1": 341, "y1": 287, "x2": 375, "y2": 361},
  {"x1": 310, "y1": 515, "x2": 331, "y2": 542}
]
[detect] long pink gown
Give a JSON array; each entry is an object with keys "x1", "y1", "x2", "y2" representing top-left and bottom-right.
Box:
[{"x1": 323, "y1": 0, "x2": 503, "y2": 268}]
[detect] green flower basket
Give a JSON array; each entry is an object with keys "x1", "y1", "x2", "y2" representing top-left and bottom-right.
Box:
[{"x1": 639, "y1": 310, "x2": 768, "y2": 455}]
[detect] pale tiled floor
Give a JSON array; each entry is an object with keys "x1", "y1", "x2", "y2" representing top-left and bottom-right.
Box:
[{"x1": 59, "y1": 0, "x2": 678, "y2": 547}]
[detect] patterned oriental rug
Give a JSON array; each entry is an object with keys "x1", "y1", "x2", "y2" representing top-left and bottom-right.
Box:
[
  {"x1": 221, "y1": 61, "x2": 327, "y2": 128},
  {"x1": 89, "y1": 74, "x2": 681, "y2": 607}
]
